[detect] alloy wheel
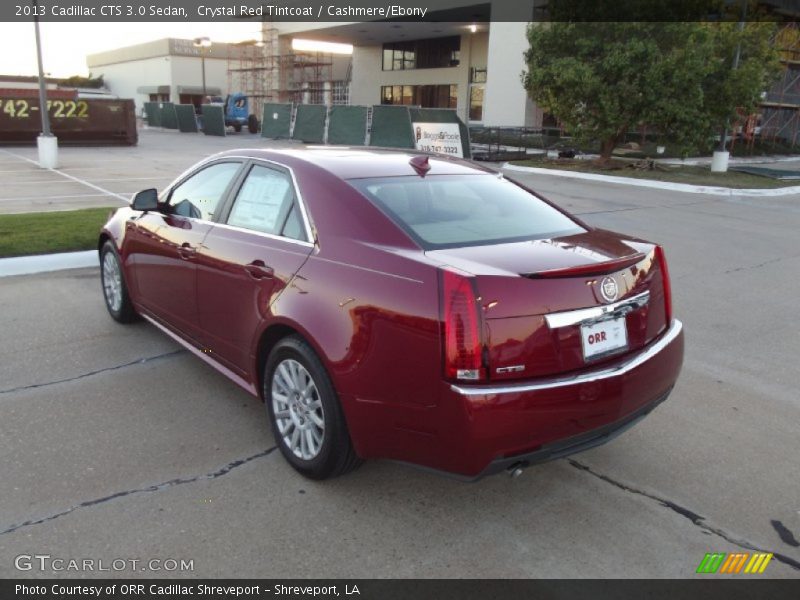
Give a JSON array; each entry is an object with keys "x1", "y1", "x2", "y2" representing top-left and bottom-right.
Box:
[
  {"x1": 271, "y1": 358, "x2": 325, "y2": 460},
  {"x1": 102, "y1": 251, "x2": 123, "y2": 313}
]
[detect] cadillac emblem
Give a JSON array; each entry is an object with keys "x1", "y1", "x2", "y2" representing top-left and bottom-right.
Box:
[{"x1": 599, "y1": 276, "x2": 619, "y2": 303}]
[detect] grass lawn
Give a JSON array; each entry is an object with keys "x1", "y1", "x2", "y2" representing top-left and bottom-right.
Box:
[
  {"x1": 0, "y1": 207, "x2": 117, "y2": 258},
  {"x1": 508, "y1": 157, "x2": 799, "y2": 189}
]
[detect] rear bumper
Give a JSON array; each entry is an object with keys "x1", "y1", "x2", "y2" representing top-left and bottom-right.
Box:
[
  {"x1": 427, "y1": 319, "x2": 685, "y2": 478},
  {"x1": 477, "y1": 385, "x2": 672, "y2": 478}
]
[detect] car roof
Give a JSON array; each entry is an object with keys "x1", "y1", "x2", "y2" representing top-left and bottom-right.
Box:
[{"x1": 212, "y1": 147, "x2": 496, "y2": 180}]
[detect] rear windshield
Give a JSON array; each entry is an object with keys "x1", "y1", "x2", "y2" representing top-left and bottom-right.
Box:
[{"x1": 349, "y1": 175, "x2": 584, "y2": 249}]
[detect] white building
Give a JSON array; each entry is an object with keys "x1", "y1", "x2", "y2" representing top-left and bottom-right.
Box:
[
  {"x1": 87, "y1": 36, "x2": 352, "y2": 116},
  {"x1": 87, "y1": 0, "x2": 541, "y2": 127},
  {"x1": 86, "y1": 38, "x2": 235, "y2": 113},
  {"x1": 279, "y1": 1, "x2": 541, "y2": 127}
]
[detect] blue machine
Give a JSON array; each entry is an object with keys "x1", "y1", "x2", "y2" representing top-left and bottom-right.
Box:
[
  {"x1": 224, "y1": 93, "x2": 249, "y2": 132},
  {"x1": 212, "y1": 93, "x2": 259, "y2": 133}
]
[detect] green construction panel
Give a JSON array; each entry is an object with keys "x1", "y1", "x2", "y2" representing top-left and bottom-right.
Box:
[
  {"x1": 261, "y1": 103, "x2": 292, "y2": 139},
  {"x1": 201, "y1": 104, "x2": 226, "y2": 137},
  {"x1": 175, "y1": 104, "x2": 198, "y2": 133},
  {"x1": 370, "y1": 105, "x2": 415, "y2": 149},
  {"x1": 291, "y1": 104, "x2": 327, "y2": 143},
  {"x1": 408, "y1": 107, "x2": 472, "y2": 159},
  {"x1": 327, "y1": 105, "x2": 368, "y2": 146},
  {"x1": 730, "y1": 165, "x2": 800, "y2": 180},
  {"x1": 159, "y1": 102, "x2": 178, "y2": 130},
  {"x1": 143, "y1": 102, "x2": 161, "y2": 128}
]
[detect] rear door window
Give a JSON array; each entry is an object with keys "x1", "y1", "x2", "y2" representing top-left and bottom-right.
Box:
[{"x1": 226, "y1": 164, "x2": 306, "y2": 241}]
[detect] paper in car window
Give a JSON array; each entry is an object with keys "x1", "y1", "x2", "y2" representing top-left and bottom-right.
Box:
[{"x1": 230, "y1": 168, "x2": 290, "y2": 234}]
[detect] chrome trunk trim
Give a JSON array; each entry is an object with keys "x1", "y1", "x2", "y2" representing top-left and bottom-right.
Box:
[
  {"x1": 451, "y1": 319, "x2": 682, "y2": 396},
  {"x1": 544, "y1": 290, "x2": 650, "y2": 329}
]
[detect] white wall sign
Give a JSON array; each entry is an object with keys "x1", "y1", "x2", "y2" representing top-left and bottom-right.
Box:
[{"x1": 412, "y1": 122, "x2": 463, "y2": 158}]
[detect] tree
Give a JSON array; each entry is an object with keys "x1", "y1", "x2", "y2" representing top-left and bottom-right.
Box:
[
  {"x1": 60, "y1": 73, "x2": 105, "y2": 89},
  {"x1": 522, "y1": 21, "x2": 780, "y2": 162}
]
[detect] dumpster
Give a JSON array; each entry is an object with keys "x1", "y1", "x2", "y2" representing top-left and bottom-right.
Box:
[{"x1": 0, "y1": 96, "x2": 138, "y2": 145}]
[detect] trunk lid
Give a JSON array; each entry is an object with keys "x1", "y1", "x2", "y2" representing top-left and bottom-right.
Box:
[{"x1": 428, "y1": 230, "x2": 671, "y2": 381}]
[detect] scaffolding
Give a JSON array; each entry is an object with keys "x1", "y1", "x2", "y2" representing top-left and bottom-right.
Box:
[
  {"x1": 282, "y1": 51, "x2": 334, "y2": 105},
  {"x1": 226, "y1": 23, "x2": 281, "y2": 111},
  {"x1": 758, "y1": 22, "x2": 800, "y2": 146},
  {"x1": 227, "y1": 21, "x2": 340, "y2": 112}
]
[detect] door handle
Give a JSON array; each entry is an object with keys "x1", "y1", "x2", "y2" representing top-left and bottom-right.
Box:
[
  {"x1": 245, "y1": 260, "x2": 274, "y2": 280},
  {"x1": 178, "y1": 242, "x2": 197, "y2": 260}
]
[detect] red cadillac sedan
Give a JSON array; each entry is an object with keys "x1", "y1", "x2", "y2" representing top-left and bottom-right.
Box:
[{"x1": 98, "y1": 148, "x2": 683, "y2": 480}]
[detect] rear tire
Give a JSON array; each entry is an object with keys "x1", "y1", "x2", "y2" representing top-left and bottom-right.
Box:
[
  {"x1": 233, "y1": 123, "x2": 242, "y2": 133},
  {"x1": 264, "y1": 335, "x2": 362, "y2": 479},
  {"x1": 247, "y1": 114, "x2": 260, "y2": 134},
  {"x1": 100, "y1": 241, "x2": 137, "y2": 323}
]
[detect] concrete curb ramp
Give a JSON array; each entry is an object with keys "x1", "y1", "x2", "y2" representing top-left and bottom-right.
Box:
[
  {"x1": 0, "y1": 250, "x2": 98, "y2": 278},
  {"x1": 502, "y1": 163, "x2": 800, "y2": 197}
]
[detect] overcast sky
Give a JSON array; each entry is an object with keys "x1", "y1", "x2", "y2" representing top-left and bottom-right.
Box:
[{"x1": 0, "y1": 22, "x2": 263, "y2": 78}]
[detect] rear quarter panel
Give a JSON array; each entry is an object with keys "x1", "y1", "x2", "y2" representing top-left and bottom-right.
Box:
[{"x1": 260, "y1": 165, "x2": 445, "y2": 459}]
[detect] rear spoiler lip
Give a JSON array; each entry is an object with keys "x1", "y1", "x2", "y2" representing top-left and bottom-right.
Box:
[{"x1": 521, "y1": 252, "x2": 647, "y2": 279}]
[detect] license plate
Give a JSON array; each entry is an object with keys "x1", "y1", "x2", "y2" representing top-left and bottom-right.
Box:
[{"x1": 580, "y1": 317, "x2": 628, "y2": 361}]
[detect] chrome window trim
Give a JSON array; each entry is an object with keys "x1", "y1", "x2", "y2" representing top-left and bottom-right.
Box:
[
  {"x1": 224, "y1": 155, "x2": 315, "y2": 244},
  {"x1": 247, "y1": 157, "x2": 316, "y2": 245},
  {"x1": 451, "y1": 319, "x2": 682, "y2": 397},
  {"x1": 211, "y1": 221, "x2": 315, "y2": 248},
  {"x1": 544, "y1": 290, "x2": 650, "y2": 329}
]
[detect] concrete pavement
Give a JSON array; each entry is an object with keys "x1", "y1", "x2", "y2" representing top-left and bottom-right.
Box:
[{"x1": 0, "y1": 130, "x2": 297, "y2": 214}]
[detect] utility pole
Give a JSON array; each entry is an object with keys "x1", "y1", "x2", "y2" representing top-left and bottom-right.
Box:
[
  {"x1": 33, "y1": 0, "x2": 58, "y2": 168},
  {"x1": 193, "y1": 37, "x2": 212, "y2": 99}
]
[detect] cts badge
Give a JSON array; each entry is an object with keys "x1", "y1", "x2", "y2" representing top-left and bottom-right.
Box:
[{"x1": 599, "y1": 276, "x2": 619, "y2": 303}]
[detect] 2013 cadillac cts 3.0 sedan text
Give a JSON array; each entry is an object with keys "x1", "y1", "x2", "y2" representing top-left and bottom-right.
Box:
[{"x1": 98, "y1": 149, "x2": 684, "y2": 480}]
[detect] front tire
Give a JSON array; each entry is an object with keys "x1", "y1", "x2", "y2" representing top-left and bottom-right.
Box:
[
  {"x1": 264, "y1": 336, "x2": 361, "y2": 479},
  {"x1": 100, "y1": 241, "x2": 137, "y2": 323}
]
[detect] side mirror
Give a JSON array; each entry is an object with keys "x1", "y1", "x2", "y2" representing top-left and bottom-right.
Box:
[{"x1": 132, "y1": 188, "x2": 158, "y2": 212}]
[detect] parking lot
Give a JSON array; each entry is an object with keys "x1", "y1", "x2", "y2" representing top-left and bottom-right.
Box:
[{"x1": 1, "y1": 130, "x2": 799, "y2": 578}]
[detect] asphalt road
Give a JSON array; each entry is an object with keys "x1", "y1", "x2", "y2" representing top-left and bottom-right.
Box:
[{"x1": 1, "y1": 134, "x2": 799, "y2": 578}]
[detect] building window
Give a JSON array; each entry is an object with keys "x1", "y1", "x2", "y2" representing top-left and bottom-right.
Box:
[
  {"x1": 331, "y1": 81, "x2": 349, "y2": 105},
  {"x1": 469, "y1": 68, "x2": 486, "y2": 122},
  {"x1": 470, "y1": 68, "x2": 487, "y2": 84},
  {"x1": 382, "y1": 36, "x2": 461, "y2": 71},
  {"x1": 469, "y1": 86, "x2": 484, "y2": 121},
  {"x1": 381, "y1": 84, "x2": 457, "y2": 109}
]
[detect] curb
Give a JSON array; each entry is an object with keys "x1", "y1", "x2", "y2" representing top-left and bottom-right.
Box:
[
  {"x1": 501, "y1": 163, "x2": 800, "y2": 197},
  {"x1": 659, "y1": 154, "x2": 800, "y2": 166},
  {"x1": 0, "y1": 250, "x2": 98, "y2": 278}
]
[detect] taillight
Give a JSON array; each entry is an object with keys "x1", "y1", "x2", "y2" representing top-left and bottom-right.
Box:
[
  {"x1": 440, "y1": 267, "x2": 486, "y2": 382},
  {"x1": 654, "y1": 245, "x2": 673, "y2": 325}
]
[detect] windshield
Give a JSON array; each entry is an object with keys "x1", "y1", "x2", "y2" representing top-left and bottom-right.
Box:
[{"x1": 349, "y1": 174, "x2": 585, "y2": 249}]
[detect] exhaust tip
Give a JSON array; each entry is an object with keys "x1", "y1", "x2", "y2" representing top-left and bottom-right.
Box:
[{"x1": 507, "y1": 462, "x2": 526, "y2": 479}]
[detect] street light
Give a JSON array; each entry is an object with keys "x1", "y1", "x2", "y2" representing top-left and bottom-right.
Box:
[{"x1": 193, "y1": 37, "x2": 212, "y2": 99}]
